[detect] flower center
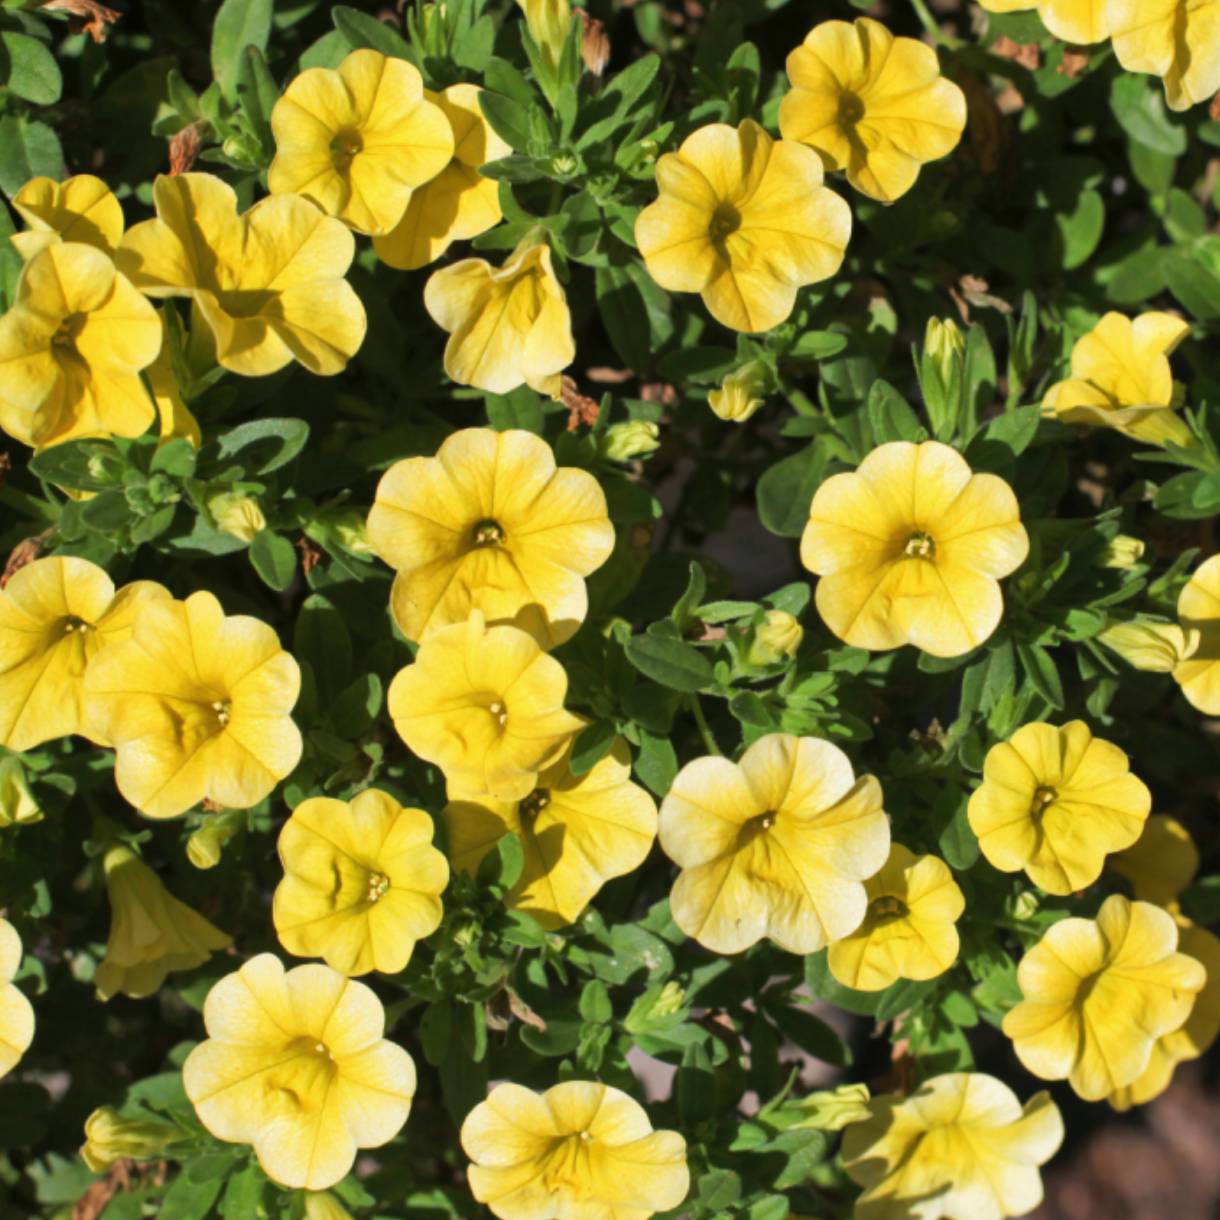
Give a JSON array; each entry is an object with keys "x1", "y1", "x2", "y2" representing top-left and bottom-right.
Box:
[
  {"x1": 904, "y1": 531, "x2": 936, "y2": 560},
  {"x1": 471, "y1": 518, "x2": 506, "y2": 547},
  {"x1": 709, "y1": 201, "x2": 742, "y2": 244},
  {"x1": 474, "y1": 693, "x2": 509, "y2": 729},
  {"x1": 51, "y1": 313, "x2": 88, "y2": 367},
  {"x1": 519, "y1": 787, "x2": 551, "y2": 824},
  {"x1": 211, "y1": 699, "x2": 232, "y2": 727},
  {"x1": 869, "y1": 895, "x2": 909, "y2": 925},
  {"x1": 366, "y1": 872, "x2": 390, "y2": 903},
  {"x1": 543, "y1": 1133, "x2": 595, "y2": 1197},
  {"x1": 838, "y1": 91, "x2": 866, "y2": 125},
  {"x1": 60, "y1": 615, "x2": 92, "y2": 636},
  {"x1": 738, "y1": 809, "x2": 777, "y2": 848},
  {"x1": 330, "y1": 127, "x2": 364, "y2": 170},
  {"x1": 1030, "y1": 785, "x2": 1058, "y2": 816}
]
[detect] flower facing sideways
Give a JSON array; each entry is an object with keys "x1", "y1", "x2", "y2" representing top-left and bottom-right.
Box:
[
  {"x1": 80, "y1": 1106, "x2": 185, "y2": 1172},
  {"x1": 841, "y1": 1072, "x2": 1064, "y2": 1220},
  {"x1": 273, "y1": 788, "x2": 448, "y2": 976},
  {"x1": 801, "y1": 440, "x2": 1028, "y2": 658},
  {"x1": 1171, "y1": 554, "x2": 1220, "y2": 713},
  {"x1": 1098, "y1": 619, "x2": 1197, "y2": 673},
  {"x1": 366, "y1": 427, "x2": 614, "y2": 647},
  {"x1": 635, "y1": 118, "x2": 851, "y2": 334},
  {"x1": 976, "y1": 0, "x2": 1108, "y2": 46},
  {"x1": 10, "y1": 173, "x2": 124, "y2": 259},
  {"x1": 1109, "y1": 814, "x2": 1200, "y2": 907},
  {"x1": 183, "y1": 955, "x2": 416, "y2": 1190},
  {"x1": 461, "y1": 1080, "x2": 689, "y2": 1220},
  {"x1": 1108, "y1": 0, "x2": 1220, "y2": 111},
  {"x1": 0, "y1": 918, "x2": 34, "y2": 1080},
  {"x1": 659, "y1": 732, "x2": 890, "y2": 955},
  {"x1": 1002, "y1": 894, "x2": 1205, "y2": 1101}
]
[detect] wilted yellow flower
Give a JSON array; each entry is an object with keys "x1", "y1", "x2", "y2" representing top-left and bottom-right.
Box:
[
  {"x1": 1099, "y1": 619, "x2": 1196, "y2": 672},
  {"x1": 445, "y1": 740, "x2": 656, "y2": 929},
  {"x1": 80, "y1": 1106, "x2": 185, "y2": 1172},
  {"x1": 0, "y1": 556, "x2": 169, "y2": 751},
  {"x1": 515, "y1": 0, "x2": 572, "y2": 71},
  {"x1": 842, "y1": 1072, "x2": 1064, "y2": 1220},
  {"x1": 801, "y1": 441, "x2": 1028, "y2": 657},
  {"x1": 659, "y1": 732, "x2": 889, "y2": 955},
  {"x1": 0, "y1": 756, "x2": 43, "y2": 828},
  {"x1": 747, "y1": 608, "x2": 803, "y2": 666},
  {"x1": 780, "y1": 18, "x2": 967, "y2": 203},
  {"x1": 424, "y1": 242, "x2": 574, "y2": 395},
  {"x1": 387, "y1": 612, "x2": 585, "y2": 800},
  {"x1": 636, "y1": 119, "x2": 850, "y2": 334},
  {"x1": 1173, "y1": 555, "x2": 1220, "y2": 713},
  {"x1": 976, "y1": 0, "x2": 1108, "y2": 44},
  {"x1": 10, "y1": 174, "x2": 124, "y2": 259},
  {"x1": 0, "y1": 918, "x2": 34, "y2": 1079},
  {"x1": 374, "y1": 83, "x2": 510, "y2": 269},
  {"x1": 269, "y1": 50, "x2": 452, "y2": 236},
  {"x1": 967, "y1": 720, "x2": 1151, "y2": 896},
  {"x1": 708, "y1": 360, "x2": 767, "y2": 422},
  {"x1": 1043, "y1": 312, "x2": 1193, "y2": 447},
  {"x1": 274, "y1": 788, "x2": 448, "y2": 976},
  {"x1": 85, "y1": 590, "x2": 302, "y2": 819},
  {"x1": 207, "y1": 491, "x2": 266, "y2": 543},
  {"x1": 1002, "y1": 894, "x2": 1205, "y2": 1100},
  {"x1": 0, "y1": 241, "x2": 162, "y2": 448},
  {"x1": 117, "y1": 173, "x2": 366, "y2": 377},
  {"x1": 1109, "y1": 0, "x2": 1220, "y2": 111},
  {"x1": 461, "y1": 1080, "x2": 689, "y2": 1220},
  {"x1": 366, "y1": 427, "x2": 614, "y2": 648},
  {"x1": 827, "y1": 844, "x2": 964, "y2": 991},
  {"x1": 183, "y1": 955, "x2": 416, "y2": 1190},
  {"x1": 1110, "y1": 815, "x2": 1200, "y2": 907}
]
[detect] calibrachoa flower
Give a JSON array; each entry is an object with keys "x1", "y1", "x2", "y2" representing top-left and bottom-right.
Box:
[
  {"x1": 387, "y1": 611, "x2": 585, "y2": 800},
  {"x1": 1110, "y1": 814, "x2": 1199, "y2": 907},
  {"x1": 461, "y1": 1080, "x2": 689, "y2": 1220},
  {"x1": 1172, "y1": 554, "x2": 1220, "y2": 713},
  {"x1": 84, "y1": 590, "x2": 303, "y2": 819},
  {"x1": 424, "y1": 242, "x2": 574, "y2": 395},
  {"x1": 445, "y1": 740, "x2": 657, "y2": 929},
  {"x1": 0, "y1": 918, "x2": 34, "y2": 1080},
  {"x1": 800, "y1": 440, "x2": 1028, "y2": 658},
  {"x1": 268, "y1": 50, "x2": 452, "y2": 237},
  {"x1": 779, "y1": 17, "x2": 967, "y2": 203},
  {"x1": 117, "y1": 173, "x2": 366, "y2": 377},
  {"x1": 10, "y1": 173, "x2": 124, "y2": 259},
  {"x1": 183, "y1": 955, "x2": 416, "y2": 1191},
  {"x1": 273, "y1": 788, "x2": 448, "y2": 976},
  {"x1": 366, "y1": 427, "x2": 614, "y2": 647},
  {"x1": 0, "y1": 556, "x2": 169, "y2": 751},
  {"x1": 1108, "y1": 0, "x2": 1220, "y2": 111},
  {"x1": 1043, "y1": 312, "x2": 1193, "y2": 448},
  {"x1": 967, "y1": 720, "x2": 1151, "y2": 896},
  {"x1": 827, "y1": 844, "x2": 964, "y2": 991},
  {"x1": 658, "y1": 732, "x2": 890, "y2": 955},
  {"x1": 95, "y1": 844, "x2": 231, "y2": 1000},
  {"x1": 1002, "y1": 894, "x2": 1205, "y2": 1101},
  {"x1": 976, "y1": 0, "x2": 1108, "y2": 45},
  {"x1": 635, "y1": 118, "x2": 851, "y2": 333},
  {"x1": 841, "y1": 1072, "x2": 1064, "y2": 1220},
  {"x1": 374, "y1": 84, "x2": 510, "y2": 269}
]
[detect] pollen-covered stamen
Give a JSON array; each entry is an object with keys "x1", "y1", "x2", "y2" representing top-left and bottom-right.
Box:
[
  {"x1": 487, "y1": 699, "x2": 507, "y2": 727},
  {"x1": 904, "y1": 531, "x2": 936, "y2": 560},
  {"x1": 709, "y1": 201, "x2": 742, "y2": 244},
  {"x1": 471, "y1": 518, "x2": 506, "y2": 547},
  {"x1": 61, "y1": 615, "x2": 92, "y2": 635},
  {"x1": 211, "y1": 700, "x2": 232, "y2": 727},
  {"x1": 519, "y1": 788, "x2": 551, "y2": 823},
  {"x1": 366, "y1": 872, "x2": 390, "y2": 903},
  {"x1": 1030, "y1": 785, "x2": 1058, "y2": 816}
]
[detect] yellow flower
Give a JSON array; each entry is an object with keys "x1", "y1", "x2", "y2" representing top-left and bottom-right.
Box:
[
  {"x1": 1110, "y1": 815, "x2": 1199, "y2": 907},
  {"x1": 827, "y1": 844, "x2": 964, "y2": 991},
  {"x1": 387, "y1": 612, "x2": 585, "y2": 801},
  {"x1": 1173, "y1": 554, "x2": 1220, "y2": 713},
  {"x1": 10, "y1": 174, "x2": 124, "y2": 259},
  {"x1": 0, "y1": 241, "x2": 162, "y2": 449},
  {"x1": 746, "y1": 608, "x2": 804, "y2": 666},
  {"x1": 304, "y1": 1194, "x2": 355, "y2": 1220},
  {"x1": 461, "y1": 1080, "x2": 689, "y2": 1220},
  {"x1": 841, "y1": 1072, "x2": 1064, "y2": 1220},
  {"x1": 515, "y1": 0, "x2": 572, "y2": 72},
  {"x1": 183, "y1": 954, "x2": 416, "y2": 1191},
  {"x1": 423, "y1": 242, "x2": 574, "y2": 395},
  {"x1": 779, "y1": 18, "x2": 967, "y2": 203},
  {"x1": 1109, "y1": 0, "x2": 1220, "y2": 111},
  {"x1": 0, "y1": 756, "x2": 43, "y2": 828},
  {"x1": 84, "y1": 590, "x2": 302, "y2": 819},
  {"x1": 374, "y1": 83, "x2": 510, "y2": 270},
  {"x1": 0, "y1": 918, "x2": 34, "y2": 1080},
  {"x1": 1098, "y1": 619, "x2": 1196, "y2": 672},
  {"x1": 635, "y1": 119, "x2": 851, "y2": 334},
  {"x1": 445, "y1": 739, "x2": 657, "y2": 930},
  {"x1": 658, "y1": 732, "x2": 890, "y2": 955},
  {"x1": 801, "y1": 440, "x2": 1028, "y2": 658},
  {"x1": 967, "y1": 720, "x2": 1151, "y2": 896},
  {"x1": 976, "y1": 0, "x2": 1108, "y2": 44},
  {"x1": 1043, "y1": 312, "x2": 1193, "y2": 447},
  {"x1": 366, "y1": 427, "x2": 614, "y2": 647},
  {"x1": 1002, "y1": 894, "x2": 1205, "y2": 1100},
  {"x1": 208, "y1": 491, "x2": 267, "y2": 543},
  {"x1": 268, "y1": 50, "x2": 453, "y2": 237},
  {"x1": 708, "y1": 361, "x2": 767, "y2": 422},
  {"x1": 0, "y1": 556, "x2": 169, "y2": 751},
  {"x1": 274, "y1": 788, "x2": 448, "y2": 976},
  {"x1": 147, "y1": 314, "x2": 202, "y2": 448},
  {"x1": 80, "y1": 1106, "x2": 184, "y2": 1172},
  {"x1": 1100, "y1": 535, "x2": 1145, "y2": 569},
  {"x1": 117, "y1": 173, "x2": 366, "y2": 377}
]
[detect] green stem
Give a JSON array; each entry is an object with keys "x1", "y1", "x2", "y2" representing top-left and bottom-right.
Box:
[
  {"x1": 687, "y1": 693, "x2": 721, "y2": 756},
  {"x1": 909, "y1": 0, "x2": 960, "y2": 48}
]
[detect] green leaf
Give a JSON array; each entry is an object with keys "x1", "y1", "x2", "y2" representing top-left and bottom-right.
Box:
[
  {"x1": 765, "y1": 1003, "x2": 851, "y2": 1066},
  {"x1": 634, "y1": 728, "x2": 677, "y2": 795},
  {"x1": 159, "y1": 1172, "x2": 224, "y2": 1220},
  {"x1": 1055, "y1": 188, "x2": 1105, "y2": 270},
  {"x1": 214, "y1": 418, "x2": 310, "y2": 474},
  {"x1": 211, "y1": 0, "x2": 273, "y2": 100},
  {"x1": 294, "y1": 593, "x2": 353, "y2": 702},
  {"x1": 0, "y1": 32, "x2": 62, "y2": 104},
  {"x1": 596, "y1": 263, "x2": 653, "y2": 372},
  {"x1": 236, "y1": 45, "x2": 281, "y2": 156},
  {"x1": 678, "y1": 1042, "x2": 717, "y2": 1125},
  {"x1": 804, "y1": 949, "x2": 879, "y2": 1015},
  {"x1": 866, "y1": 379, "x2": 922, "y2": 443},
  {"x1": 478, "y1": 831, "x2": 524, "y2": 891},
  {"x1": 249, "y1": 530, "x2": 298, "y2": 591},
  {"x1": 624, "y1": 635, "x2": 713, "y2": 692},
  {"x1": 757, "y1": 445, "x2": 827, "y2": 537},
  {"x1": 333, "y1": 5, "x2": 419, "y2": 65},
  {"x1": 218, "y1": 1164, "x2": 266, "y2": 1219},
  {"x1": 1164, "y1": 254, "x2": 1220, "y2": 320},
  {"x1": 1017, "y1": 642, "x2": 1064, "y2": 709},
  {"x1": 149, "y1": 438, "x2": 197, "y2": 479},
  {"x1": 568, "y1": 720, "x2": 617, "y2": 777},
  {"x1": 1109, "y1": 73, "x2": 1186, "y2": 156},
  {"x1": 478, "y1": 89, "x2": 534, "y2": 152},
  {"x1": 0, "y1": 115, "x2": 64, "y2": 197}
]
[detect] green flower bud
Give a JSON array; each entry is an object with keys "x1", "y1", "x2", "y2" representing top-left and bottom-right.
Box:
[
  {"x1": 708, "y1": 360, "x2": 768, "y2": 423},
  {"x1": 207, "y1": 492, "x2": 266, "y2": 543},
  {"x1": 304, "y1": 1193, "x2": 355, "y2": 1220},
  {"x1": 0, "y1": 756, "x2": 42, "y2": 829},
  {"x1": 1099, "y1": 535, "x2": 1145, "y2": 569},
  {"x1": 920, "y1": 318, "x2": 965, "y2": 436},
  {"x1": 747, "y1": 609, "x2": 804, "y2": 666},
  {"x1": 600, "y1": 420, "x2": 660, "y2": 462},
  {"x1": 1098, "y1": 620, "x2": 1197, "y2": 673},
  {"x1": 80, "y1": 1107, "x2": 184, "y2": 1173},
  {"x1": 792, "y1": 1083, "x2": 872, "y2": 1132},
  {"x1": 186, "y1": 811, "x2": 244, "y2": 870}
]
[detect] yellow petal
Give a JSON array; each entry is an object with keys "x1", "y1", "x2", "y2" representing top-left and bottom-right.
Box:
[{"x1": 11, "y1": 174, "x2": 124, "y2": 258}]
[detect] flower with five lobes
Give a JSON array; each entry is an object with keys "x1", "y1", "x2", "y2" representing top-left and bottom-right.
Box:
[
  {"x1": 0, "y1": 555, "x2": 170, "y2": 751},
  {"x1": 0, "y1": 918, "x2": 34, "y2": 1080},
  {"x1": 445, "y1": 740, "x2": 657, "y2": 930},
  {"x1": 116, "y1": 173, "x2": 366, "y2": 377},
  {"x1": 183, "y1": 955, "x2": 416, "y2": 1191},
  {"x1": 366, "y1": 427, "x2": 614, "y2": 648},
  {"x1": 658, "y1": 732, "x2": 890, "y2": 955},
  {"x1": 373, "y1": 83, "x2": 511, "y2": 270},
  {"x1": 95, "y1": 844, "x2": 231, "y2": 1000},
  {"x1": 800, "y1": 440, "x2": 1029, "y2": 658},
  {"x1": 779, "y1": 17, "x2": 968, "y2": 204},
  {"x1": 268, "y1": 50, "x2": 453, "y2": 236},
  {"x1": 10, "y1": 174, "x2": 124, "y2": 259},
  {"x1": 827, "y1": 844, "x2": 964, "y2": 992},
  {"x1": 976, "y1": 0, "x2": 1108, "y2": 45},
  {"x1": 84, "y1": 590, "x2": 303, "y2": 819},
  {"x1": 1109, "y1": 814, "x2": 1199, "y2": 907},
  {"x1": 841, "y1": 1072, "x2": 1064, "y2": 1220},
  {"x1": 635, "y1": 118, "x2": 851, "y2": 334},
  {"x1": 1109, "y1": 0, "x2": 1220, "y2": 111},
  {"x1": 1002, "y1": 894, "x2": 1206, "y2": 1100},
  {"x1": 273, "y1": 788, "x2": 448, "y2": 976},
  {"x1": 460, "y1": 1080, "x2": 690, "y2": 1220},
  {"x1": 388, "y1": 611, "x2": 586, "y2": 801},
  {"x1": 1171, "y1": 554, "x2": 1220, "y2": 714},
  {"x1": 967, "y1": 720, "x2": 1151, "y2": 896}
]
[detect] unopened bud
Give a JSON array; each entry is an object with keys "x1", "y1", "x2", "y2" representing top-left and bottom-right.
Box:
[
  {"x1": 792, "y1": 1082, "x2": 872, "y2": 1132},
  {"x1": 304, "y1": 1193, "x2": 355, "y2": 1220},
  {"x1": 0, "y1": 757, "x2": 42, "y2": 828},
  {"x1": 748, "y1": 609, "x2": 803, "y2": 666},
  {"x1": 1098, "y1": 620, "x2": 1196, "y2": 673},
  {"x1": 207, "y1": 492, "x2": 266, "y2": 543},
  {"x1": 80, "y1": 1107, "x2": 183, "y2": 1173},
  {"x1": 186, "y1": 811, "x2": 244, "y2": 870},
  {"x1": 1099, "y1": 535, "x2": 1145, "y2": 569},
  {"x1": 708, "y1": 360, "x2": 768, "y2": 423},
  {"x1": 600, "y1": 420, "x2": 660, "y2": 462}
]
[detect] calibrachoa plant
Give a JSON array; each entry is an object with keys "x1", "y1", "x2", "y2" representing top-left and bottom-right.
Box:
[{"x1": 1, "y1": 0, "x2": 1220, "y2": 1217}]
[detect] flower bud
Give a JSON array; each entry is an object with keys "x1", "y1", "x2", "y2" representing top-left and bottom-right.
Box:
[
  {"x1": 304, "y1": 1193, "x2": 355, "y2": 1220},
  {"x1": 0, "y1": 757, "x2": 42, "y2": 829},
  {"x1": 80, "y1": 1107, "x2": 183, "y2": 1173},
  {"x1": 925, "y1": 317, "x2": 965, "y2": 368},
  {"x1": 207, "y1": 492, "x2": 265, "y2": 543},
  {"x1": 1098, "y1": 620, "x2": 1197, "y2": 673},
  {"x1": 792, "y1": 1083, "x2": 872, "y2": 1131},
  {"x1": 600, "y1": 420, "x2": 660, "y2": 462},
  {"x1": 1099, "y1": 535, "x2": 1145, "y2": 569},
  {"x1": 1009, "y1": 889, "x2": 1041, "y2": 921},
  {"x1": 920, "y1": 318, "x2": 965, "y2": 436},
  {"x1": 747, "y1": 609, "x2": 804, "y2": 666},
  {"x1": 310, "y1": 506, "x2": 376, "y2": 556},
  {"x1": 708, "y1": 360, "x2": 769, "y2": 423},
  {"x1": 186, "y1": 811, "x2": 243, "y2": 870},
  {"x1": 515, "y1": 0, "x2": 571, "y2": 71}
]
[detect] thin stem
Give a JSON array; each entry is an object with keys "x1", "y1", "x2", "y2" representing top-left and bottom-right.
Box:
[
  {"x1": 686, "y1": 693, "x2": 721, "y2": 756},
  {"x1": 909, "y1": 0, "x2": 961, "y2": 48}
]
